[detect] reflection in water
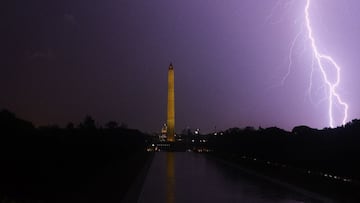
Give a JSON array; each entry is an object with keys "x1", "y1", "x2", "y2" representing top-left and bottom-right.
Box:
[
  {"x1": 140, "y1": 153, "x2": 320, "y2": 203},
  {"x1": 166, "y1": 152, "x2": 175, "y2": 203}
]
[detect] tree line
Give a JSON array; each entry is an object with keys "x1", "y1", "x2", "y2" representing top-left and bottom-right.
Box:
[{"x1": 206, "y1": 121, "x2": 360, "y2": 180}]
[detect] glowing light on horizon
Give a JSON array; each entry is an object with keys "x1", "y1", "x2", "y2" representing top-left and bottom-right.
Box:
[{"x1": 304, "y1": 0, "x2": 348, "y2": 127}]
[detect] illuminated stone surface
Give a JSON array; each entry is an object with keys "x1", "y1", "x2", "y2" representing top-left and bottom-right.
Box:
[{"x1": 167, "y1": 63, "x2": 175, "y2": 142}]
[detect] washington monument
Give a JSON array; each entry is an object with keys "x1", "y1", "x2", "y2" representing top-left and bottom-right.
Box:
[{"x1": 167, "y1": 63, "x2": 175, "y2": 142}]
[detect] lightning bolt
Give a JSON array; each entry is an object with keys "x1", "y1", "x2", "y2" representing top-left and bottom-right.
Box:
[
  {"x1": 304, "y1": 0, "x2": 348, "y2": 127},
  {"x1": 269, "y1": 0, "x2": 350, "y2": 127},
  {"x1": 281, "y1": 26, "x2": 303, "y2": 86}
]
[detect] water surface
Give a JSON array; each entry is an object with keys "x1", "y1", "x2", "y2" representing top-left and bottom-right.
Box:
[{"x1": 139, "y1": 152, "x2": 319, "y2": 203}]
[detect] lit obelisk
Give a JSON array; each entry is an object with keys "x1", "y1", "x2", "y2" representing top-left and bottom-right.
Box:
[{"x1": 167, "y1": 63, "x2": 175, "y2": 142}]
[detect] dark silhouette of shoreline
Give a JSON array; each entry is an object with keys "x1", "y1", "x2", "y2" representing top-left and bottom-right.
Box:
[
  {"x1": 206, "y1": 124, "x2": 360, "y2": 179},
  {"x1": 0, "y1": 109, "x2": 151, "y2": 202},
  {"x1": 2, "y1": 108, "x2": 360, "y2": 202},
  {"x1": 204, "y1": 124, "x2": 360, "y2": 201}
]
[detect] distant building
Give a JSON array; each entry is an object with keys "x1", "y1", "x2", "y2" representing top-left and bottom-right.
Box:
[{"x1": 160, "y1": 123, "x2": 167, "y2": 142}]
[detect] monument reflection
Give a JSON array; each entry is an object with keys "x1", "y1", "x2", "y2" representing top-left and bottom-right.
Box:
[{"x1": 166, "y1": 152, "x2": 175, "y2": 203}]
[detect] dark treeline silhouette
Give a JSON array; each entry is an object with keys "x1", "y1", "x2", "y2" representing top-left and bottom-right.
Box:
[
  {"x1": 205, "y1": 122, "x2": 360, "y2": 201},
  {"x1": 207, "y1": 122, "x2": 360, "y2": 179},
  {"x1": 0, "y1": 109, "x2": 151, "y2": 203}
]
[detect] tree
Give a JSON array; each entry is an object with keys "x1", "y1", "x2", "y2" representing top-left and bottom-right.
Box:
[
  {"x1": 0, "y1": 109, "x2": 34, "y2": 132},
  {"x1": 66, "y1": 122, "x2": 75, "y2": 130},
  {"x1": 106, "y1": 121, "x2": 118, "y2": 129},
  {"x1": 120, "y1": 122, "x2": 128, "y2": 129},
  {"x1": 81, "y1": 116, "x2": 96, "y2": 130}
]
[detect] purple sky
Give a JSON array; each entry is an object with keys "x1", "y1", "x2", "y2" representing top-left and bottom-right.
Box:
[{"x1": 2, "y1": 0, "x2": 360, "y2": 133}]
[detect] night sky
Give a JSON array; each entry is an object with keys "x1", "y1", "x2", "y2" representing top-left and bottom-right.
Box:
[{"x1": 2, "y1": 0, "x2": 360, "y2": 133}]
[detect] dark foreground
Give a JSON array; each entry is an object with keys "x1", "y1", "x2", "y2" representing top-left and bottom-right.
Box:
[
  {"x1": 140, "y1": 152, "x2": 325, "y2": 203},
  {"x1": 0, "y1": 134, "x2": 150, "y2": 203},
  {"x1": 211, "y1": 152, "x2": 360, "y2": 202}
]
